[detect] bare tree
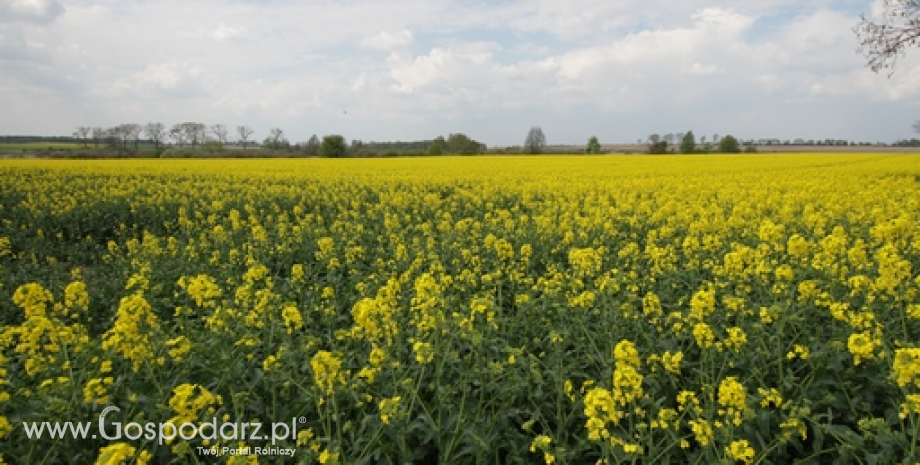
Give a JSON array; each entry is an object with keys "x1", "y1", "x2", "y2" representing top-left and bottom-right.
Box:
[
  {"x1": 267, "y1": 127, "x2": 286, "y2": 149},
  {"x1": 178, "y1": 122, "x2": 206, "y2": 148},
  {"x1": 524, "y1": 126, "x2": 546, "y2": 154},
  {"x1": 170, "y1": 124, "x2": 187, "y2": 147},
  {"x1": 663, "y1": 133, "x2": 675, "y2": 146},
  {"x1": 913, "y1": 120, "x2": 920, "y2": 133},
  {"x1": 74, "y1": 126, "x2": 91, "y2": 147},
  {"x1": 145, "y1": 122, "x2": 167, "y2": 149},
  {"x1": 123, "y1": 124, "x2": 142, "y2": 149},
  {"x1": 648, "y1": 133, "x2": 661, "y2": 144},
  {"x1": 211, "y1": 124, "x2": 229, "y2": 145},
  {"x1": 92, "y1": 127, "x2": 105, "y2": 148},
  {"x1": 855, "y1": 0, "x2": 920, "y2": 75},
  {"x1": 107, "y1": 126, "x2": 118, "y2": 148},
  {"x1": 237, "y1": 125, "x2": 254, "y2": 150},
  {"x1": 108, "y1": 125, "x2": 132, "y2": 149}
]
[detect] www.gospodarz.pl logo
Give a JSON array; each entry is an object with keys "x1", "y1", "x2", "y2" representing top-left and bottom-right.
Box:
[{"x1": 23, "y1": 406, "x2": 306, "y2": 448}]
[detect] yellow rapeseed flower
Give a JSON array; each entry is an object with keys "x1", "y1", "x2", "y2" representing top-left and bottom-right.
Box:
[
  {"x1": 378, "y1": 396, "x2": 402, "y2": 425},
  {"x1": 847, "y1": 331, "x2": 879, "y2": 366},
  {"x1": 893, "y1": 348, "x2": 920, "y2": 388},
  {"x1": 311, "y1": 350, "x2": 346, "y2": 395},
  {"x1": 725, "y1": 439, "x2": 755, "y2": 464},
  {"x1": 94, "y1": 442, "x2": 151, "y2": 465},
  {"x1": 413, "y1": 341, "x2": 435, "y2": 364},
  {"x1": 693, "y1": 322, "x2": 715, "y2": 349}
]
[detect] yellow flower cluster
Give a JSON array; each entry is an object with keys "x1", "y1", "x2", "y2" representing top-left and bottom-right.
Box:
[
  {"x1": 718, "y1": 376, "x2": 748, "y2": 427},
  {"x1": 83, "y1": 376, "x2": 114, "y2": 405},
  {"x1": 351, "y1": 295, "x2": 398, "y2": 345},
  {"x1": 847, "y1": 331, "x2": 880, "y2": 366},
  {"x1": 178, "y1": 274, "x2": 222, "y2": 308},
  {"x1": 168, "y1": 383, "x2": 222, "y2": 424},
  {"x1": 582, "y1": 339, "x2": 645, "y2": 454},
  {"x1": 612, "y1": 340, "x2": 643, "y2": 406},
  {"x1": 412, "y1": 341, "x2": 435, "y2": 364},
  {"x1": 529, "y1": 434, "x2": 555, "y2": 464},
  {"x1": 758, "y1": 387, "x2": 783, "y2": 408},
  {"x1": 568, "y1": 247, "x2": 604, "y2": 277},
  {"x1": 693, "y1": 322, "x2": 715, "y2": 349},
  {"x1": 893, "y1": 348, "x2": 920, "y2": 388},
  {"x1": 166, "y1": 336, "x2": 192, "y2": 361},
  {"x1": 63, "y1": 281, "x2": 90, "y2": 316},
  {"x1": 725, "y1": 439, "x2": 755, "y2": 464},
  {"x1": 377, "y1": 395, "x2": 401, "y2": 425},
  {"x1": 101, "y1": 293, "x2": 161, "y2": 373},
  {"x1": 893, "y1": 348, "x2": 920, "y2": 420},
  {"x1": 94, "y1": 442, "x2": 151, "y2": 465},
  {"x1": 647, "y1": 350, "x2": 682, "y2": 375},
  {"x1": 786, "y1": 344, "x2": 810, "y2": 360},
  {"x1": 8, "y1": 282, "x2": 89, "y2": 377},
  {"x1": 311, "y1": 350, "x2": 347, "y2": 396},
  {"x1": 0, "y1": 415, "x2": 10, "y2": 439},
  {"x1": 0, "y1": 236, "x2": 11, "y2": 257}
]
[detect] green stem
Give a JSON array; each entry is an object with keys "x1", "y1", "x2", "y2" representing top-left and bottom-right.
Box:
[{"x1": 910, "y1": 411, "x2": 918, "y2": 461}]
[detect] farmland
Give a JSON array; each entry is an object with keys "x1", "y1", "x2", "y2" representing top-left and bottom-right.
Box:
[
  {"x1": 1, "y1": 154, "x2": 919, "y2": 464},
  {"x1": 0, "y1": 142, "x2": 83, "y2": 156}
]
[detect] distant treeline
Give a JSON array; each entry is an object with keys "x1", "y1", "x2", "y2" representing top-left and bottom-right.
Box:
[
  {"x1": 0, "y1": 132, "x2": 489, "y2": 158},
  {"x1": 358, "y1": 140, "x2": 432, "y2": 154},
  {"x1": 0, "y1": 135, "x2": 80, "y2": 144},
  {"x1": 348, "y1": 134, "x2": 486, "y2": 156}
]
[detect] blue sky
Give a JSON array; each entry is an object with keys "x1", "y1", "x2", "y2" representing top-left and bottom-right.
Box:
[{"x1": 1, "y1": 0, "x2": 918, "y2": 146}]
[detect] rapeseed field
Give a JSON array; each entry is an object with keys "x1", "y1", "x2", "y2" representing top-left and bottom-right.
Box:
[{"x1": 0, "y1": 154, "x2": 918, "y2": 463}]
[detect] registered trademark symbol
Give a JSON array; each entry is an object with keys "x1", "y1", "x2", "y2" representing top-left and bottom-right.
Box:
[{"x1": 299, "y1": 417, "x2": 306, "y2": 424}]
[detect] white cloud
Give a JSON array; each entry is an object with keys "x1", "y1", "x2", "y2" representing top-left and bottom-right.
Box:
[
  {"x1": 684, "y1": 63, "x2": 724, "y2": 75},
  {"x1": 386, "y1": 42, "x2": 498, "y2": 95},
  {"x1": 99, "y1": 61, "x2": 207, "y2": 102},
  {"x1": 361, "y1": 29, "x2": 413, "y2": 52},
  {"x1": 0, "y1": 0, "x2": 915, "y2": 144},
  {"x1": 135, "y1": 62, "x2": 183, "y2": 90},
  {"x1": 0, "y1": 0, "x2": 64, "y2": 23},
  {"x1": 212, "y1": 23, "x2": 249, "y2": 42}
]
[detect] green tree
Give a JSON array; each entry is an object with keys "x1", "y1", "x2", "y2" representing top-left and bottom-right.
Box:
[
  {"x1": 349, "y1": 139, "x2": 367, "y2": 157},
  {"x1": 304, "y1": 134, "x2": 320, "y2": 156},
  {"x1": 647, "y1": 141, "x2": 669, "y2": 154},
  {"x1": 585, "y1": 136, "x2": 601, "y2": 154},
  {"x1": 680, "y1": 131, "x2": 696, "y2": 154},
  {"x1": 718, "y1": 135, "x2": 741, "y2": 153},
  {"x1": 320, "y1": 134, "x2": 347, "y2": 158},
  {"x1": 446, "y1": 133, "x2": 485, "y2": 154},
  {"x1": 429, "y1": 136, "x2": 446, "y2": 155}
]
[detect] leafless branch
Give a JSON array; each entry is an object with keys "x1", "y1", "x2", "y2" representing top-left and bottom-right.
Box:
[{"x1": 855, "y1": 0, "x2": 920, "y2": 76}]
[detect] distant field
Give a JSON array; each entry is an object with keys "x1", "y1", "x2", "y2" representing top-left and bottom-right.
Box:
[
  {"x1": 598, "y1": 144, "x2": 920, "y2": 154},
  {"x1": 0, "y1": 142, "x2": 83, "y2": 153}
]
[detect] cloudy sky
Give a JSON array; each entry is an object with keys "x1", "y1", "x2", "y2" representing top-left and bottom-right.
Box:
[{"x1": 1, "y1": 0, "x2": 918, "y2": 146}]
